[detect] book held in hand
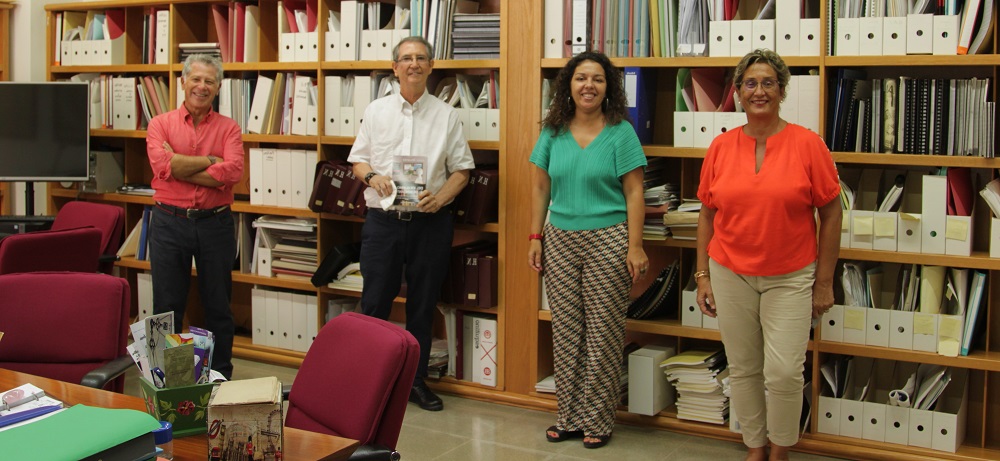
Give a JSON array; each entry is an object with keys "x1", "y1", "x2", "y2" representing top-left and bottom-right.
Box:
[{"x1": 392, "y1": 155, "x2": 427, "y2": 210}]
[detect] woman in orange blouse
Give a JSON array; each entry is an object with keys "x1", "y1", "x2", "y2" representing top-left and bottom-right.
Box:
[{"x1": 695, "y1": 49, "x2": 842, "y2": 461}]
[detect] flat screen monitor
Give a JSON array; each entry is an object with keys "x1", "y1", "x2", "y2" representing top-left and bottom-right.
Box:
[{"x1": 0, "y1": 82, "x2": 90, "y2": 181}]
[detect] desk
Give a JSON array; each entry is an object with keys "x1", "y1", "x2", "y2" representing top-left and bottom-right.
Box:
[{"x1": 0, "y1": 368, "x2": 359, "y2": 461}]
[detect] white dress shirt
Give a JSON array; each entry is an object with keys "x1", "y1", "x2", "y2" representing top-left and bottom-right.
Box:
[{"x1": 348, "y1": 90, "x2": 475, "y2": 210}]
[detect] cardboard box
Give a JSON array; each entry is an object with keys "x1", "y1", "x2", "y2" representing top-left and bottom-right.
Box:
[
  {"x1": 138, "y1": 377, "x2": 216, "y2": 437},
  {"x1": 207, "y1": 377, "x2": 283, "y2": 460}
]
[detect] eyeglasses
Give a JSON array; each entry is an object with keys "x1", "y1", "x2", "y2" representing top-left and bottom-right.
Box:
[
  {"x1": 739, "y1": 79, "x2": 778, "y2": 91},
  {"x1": 396, "y1": 55, "x2": 430, "y2": 64}
]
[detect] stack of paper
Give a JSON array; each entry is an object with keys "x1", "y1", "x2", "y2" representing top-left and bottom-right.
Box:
[
  {"x1": 535, "y1": 374, "x2": 555, "y2": 394},
  {"x1": 663, "y1": 211, "x2": 699, "y2": 241},
  {"x1": 660, "y1": 349, "x2": 729, "y2": 425}
]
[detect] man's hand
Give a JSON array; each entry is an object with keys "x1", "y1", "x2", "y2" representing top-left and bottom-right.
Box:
[{"x1": 416, "y1": 190, "x2": 445, "y2": 213}]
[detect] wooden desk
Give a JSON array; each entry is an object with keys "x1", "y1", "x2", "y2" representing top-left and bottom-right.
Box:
[{"x1": 0, "y1": 368, "x2": 359, "y2": 461}]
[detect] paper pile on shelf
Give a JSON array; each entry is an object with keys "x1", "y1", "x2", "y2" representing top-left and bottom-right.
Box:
[{"x1": 660, "y1": 349, "x2": 729, "y2": 425}]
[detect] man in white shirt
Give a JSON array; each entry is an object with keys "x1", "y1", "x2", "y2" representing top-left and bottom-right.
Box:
[{"x1": 348, "y1": 36, "x2": 475, "y2": 411}]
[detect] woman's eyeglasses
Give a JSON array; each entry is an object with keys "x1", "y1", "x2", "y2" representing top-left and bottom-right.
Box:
[{"x1": 739, "y1": 79, "x2": 778, "y2": 91}]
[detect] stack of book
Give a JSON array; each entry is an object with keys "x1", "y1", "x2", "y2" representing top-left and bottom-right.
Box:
[
  {"x1": 178, "y1": 42, "x2": 222, "y2": 61},
  {"x1": 427, "y1": 339, "x2": 449, "y2": 379},
  {"x1": 328, "y1": 262, "x2": 363, "y2": 291},
  {"x1": 451, "y1": 13, "x2": 500, "y2": 59},
  {"x1": 660, "y1": 349, "x2": 729, "y2": 425},
  {"x1": 663, "y1": 211, "x2": 698, "y2": 241},
  {"x1": 252, "y1": 216, "x2": 318, "y2": 281}
]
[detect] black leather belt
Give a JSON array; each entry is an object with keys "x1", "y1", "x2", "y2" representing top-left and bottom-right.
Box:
[
  {"x1": 374, "y1": 208, "x2": 447, "y2": 222},
  {"x1": 155, "y1": 202, "x2": 230, "y2": 220}
]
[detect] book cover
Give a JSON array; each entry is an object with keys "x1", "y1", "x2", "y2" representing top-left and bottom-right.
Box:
[{"x1": 391, "y1": 155, "x2": 427, "y2": 210}]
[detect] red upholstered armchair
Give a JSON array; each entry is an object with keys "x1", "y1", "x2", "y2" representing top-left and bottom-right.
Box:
[
  {"x1": 284, "y1": 312, "x2": 419, "y2": 461},
  {"x1": 0, "y1": 226, "x2": 102, "y2": 274},
  {"x1": 0, "y1": 272, "x2": 132, "y2": 393},
  {"x1": 50, "y1": 201, "x2": 125, "y2": 274}
]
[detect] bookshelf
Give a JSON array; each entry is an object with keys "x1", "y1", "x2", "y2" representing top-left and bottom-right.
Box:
[
  {"x1": 516, "y1": 3, "x2": 1000, "y2": 461},
  {"x1": 44, "y1": 0, "x2": 506, "y2": 387},
  {"x1": 0, "y1": 0, "x2": 12, "y2": 215}
]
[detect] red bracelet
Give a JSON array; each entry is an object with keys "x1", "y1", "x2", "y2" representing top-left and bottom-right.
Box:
[{"x1": 529, "y1": 233, "x2": 543, "y2": 241}]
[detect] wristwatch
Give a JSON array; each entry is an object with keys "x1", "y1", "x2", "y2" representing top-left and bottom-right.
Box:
[{"x1": 364, "y1": 171, "x2": 378, "y2": 185}]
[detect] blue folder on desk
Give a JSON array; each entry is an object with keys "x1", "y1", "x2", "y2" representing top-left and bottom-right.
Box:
[{"x1": 0, "y1": 404, "x2": 160, "y2": 461}]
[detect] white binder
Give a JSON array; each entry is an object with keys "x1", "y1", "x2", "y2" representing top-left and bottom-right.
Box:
[
  {"x1": 155, "y1": 10, "x2": 170, "y2": 64},
  {"x1": 261, "y1": 148, "x2": 279, "y2": 206},
  {"x1": 251, "y1": 288, "x2": 266, "y2": 345},
  {"x1": 247, "y1": 75, "x2": 275, "y2": 134},
  {"x1": 324, "y1": 76, "x2": 343, "y2": 136},
  {"x1": 921, "y1": 175, "x2": 947, "y2": 254},
  {"x1": 543, "y1": 0, "x2": 563, "y2": 58},
  {"x1": 291, "y1": 75, "x2": 312, "y2": 136},
  {"x1": 292, "y1": 293, "x2": 310, "y2": 352},
  {"x1": 775, "y1": 0, "x2": 801, "y2": 56}
]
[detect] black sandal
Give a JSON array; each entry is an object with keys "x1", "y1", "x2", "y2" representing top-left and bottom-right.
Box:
[
  {"x1": 545, "y1": 425, "x2": 584, "y2": 442},
  {"x1": 583, "y1": 434, "x2": 611, "y2": 449}
]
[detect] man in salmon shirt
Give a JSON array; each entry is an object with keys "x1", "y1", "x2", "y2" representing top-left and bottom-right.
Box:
[{"x1": 146, "y1": 54, "x2": 244, "y2": 380}]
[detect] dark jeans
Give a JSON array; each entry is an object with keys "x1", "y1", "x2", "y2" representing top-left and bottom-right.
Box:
[
  {"x1": 360, "y1": 208, "x2": 453, "y2": 384},
  {"x1": 149, "y1": 206, "x2": 236, "y2": 379}
]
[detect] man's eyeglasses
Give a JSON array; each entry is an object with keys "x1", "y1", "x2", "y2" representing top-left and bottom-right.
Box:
[
  {"x1": 396, "y1": 55, "x2": 430, "y2": 64},
  {"x1": 739, "y1": 79, "x2": 778, "y2": 91}
]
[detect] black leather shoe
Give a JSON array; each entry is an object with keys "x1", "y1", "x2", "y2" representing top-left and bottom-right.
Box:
[{"x1": 408, "y1": 382, "x2": 443, "y2": 411}]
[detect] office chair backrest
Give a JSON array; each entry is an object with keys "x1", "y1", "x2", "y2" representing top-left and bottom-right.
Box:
[
  {"x1": 0, "y1": 226, "x2": 102, "y2": 274},
  {"x1": 285, "y1": 312, "x2": 419, "y2": 449},
  {"x1": 51, "y1": 201, "x2": 125, "y2": 273},
  {"x1": 0, "y1": 272, "x2": 131, "y2": 392}
]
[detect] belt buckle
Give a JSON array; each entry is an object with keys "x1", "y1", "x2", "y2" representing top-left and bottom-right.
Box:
[
  {"x1": 186, "y1": 208, "x2": 197, "y2": 219},
  {"x1": 397, "y1": 211, "x2": 412, "y2": 221}
]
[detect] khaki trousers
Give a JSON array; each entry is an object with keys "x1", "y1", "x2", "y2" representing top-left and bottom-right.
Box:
[{"x1": 710, "y1": 259, "x2": 815, "y2": 448}]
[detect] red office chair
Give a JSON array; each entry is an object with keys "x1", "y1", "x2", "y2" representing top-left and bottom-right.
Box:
[
  {"x1": 0, "y1": 272, "x2": 132, "y2": 393},
  {"x1": 284, "y1": 312, "x2": 419, "y2": 461},
  {"x1": 0, "y1": 226, "x2": 102, "y2": 274},
  {"x1": 51, "y1": 201, "x2": 125, "y2": 274}
]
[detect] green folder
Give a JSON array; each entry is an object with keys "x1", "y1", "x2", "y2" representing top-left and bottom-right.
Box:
[{"x1": 0, "y1": 404, "x2": 161, "y2": 461}]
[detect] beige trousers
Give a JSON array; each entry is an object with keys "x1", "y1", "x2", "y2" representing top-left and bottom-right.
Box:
[{"x1": 710, "y1": 259, "x2": 815, "y2": 448}]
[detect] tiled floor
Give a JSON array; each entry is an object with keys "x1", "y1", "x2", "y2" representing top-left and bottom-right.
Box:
[{"x1": 124, "y1": 358, "x2": 847, "y2": 461}]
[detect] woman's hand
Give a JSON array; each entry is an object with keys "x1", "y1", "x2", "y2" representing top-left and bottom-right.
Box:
[
  {"x1": 528, "y1": 240, "x2": 544, "y2": 273},
  {"x1": 626, "y1": 247, "x2": 649, "y2": 283},
  {"x1": 696, "y1": 278, "x2": 717, "y2": 318},
  {"x1": 812, "y1": 281, "x2": 835, "y2": 319}
]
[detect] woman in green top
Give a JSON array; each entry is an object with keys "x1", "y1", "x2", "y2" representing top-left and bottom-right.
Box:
[{"x1": 528, "y1": 50, "x2": 648, "y2": 449}]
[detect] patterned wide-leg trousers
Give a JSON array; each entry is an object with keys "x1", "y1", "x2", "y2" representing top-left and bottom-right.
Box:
[{"x1": 543, "y1": 221, "x2": 631, "y2": 437}]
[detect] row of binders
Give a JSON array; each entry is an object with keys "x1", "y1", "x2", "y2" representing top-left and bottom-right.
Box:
[
  {"x1": 250, "y1": 287, "x2": 319, "y2": 353},
  {"x1": 831, "y1": 0, "x2": 994, "y2": 56},
  {"x1": 248, "y1": 148, "x2": 319, "y2": 210},
  {"x1": 209, "y1": 2, "x2": 262, "y2": 63},
  {"x1": 828, "y1": 72, "x2": 994, "y2": 157},
  {"x1": 674, "y1": 73, "x2": 822, "y2": 147},
  {"x1": 54, "y1": 9, "x2": 128, "y2": 66},
  {"x1": 438, "y1": 307, "x2": 498, "y2": 387},
  {"x1": 441, "y1": 240, "x2": 499, "y2": 309},
  {"x1": 245, "y1": 73, "x2": 321, "y2": 136},
  {"x1": 829, "y1": 263, "x2": 987, "y2": 356},
  {"x1": 67, "y1": 73, "x2": 179, "y2": 131},
  {"x1": 839, "y1": 168, "x2": 991, "y2": 257},
  {"x1": 818, "y1": 356, "x2": 969, "y2": 453},
  {"x1": 544, "y1": 0, "x2": 820, "y2": 58}
]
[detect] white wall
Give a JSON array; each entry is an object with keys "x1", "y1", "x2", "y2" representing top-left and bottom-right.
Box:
[{"x1": 8, "y1": 1, "x2": 87, "y2": 214}]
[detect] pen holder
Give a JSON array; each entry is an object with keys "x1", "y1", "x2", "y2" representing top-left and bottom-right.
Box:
[{"x1": 138, "y1": 378, "x2": 217, "y2": 437}]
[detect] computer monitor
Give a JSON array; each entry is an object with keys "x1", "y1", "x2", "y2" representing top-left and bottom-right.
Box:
[{"x1": 0, "y1": 81, "x2": 90, "y2": 182}]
